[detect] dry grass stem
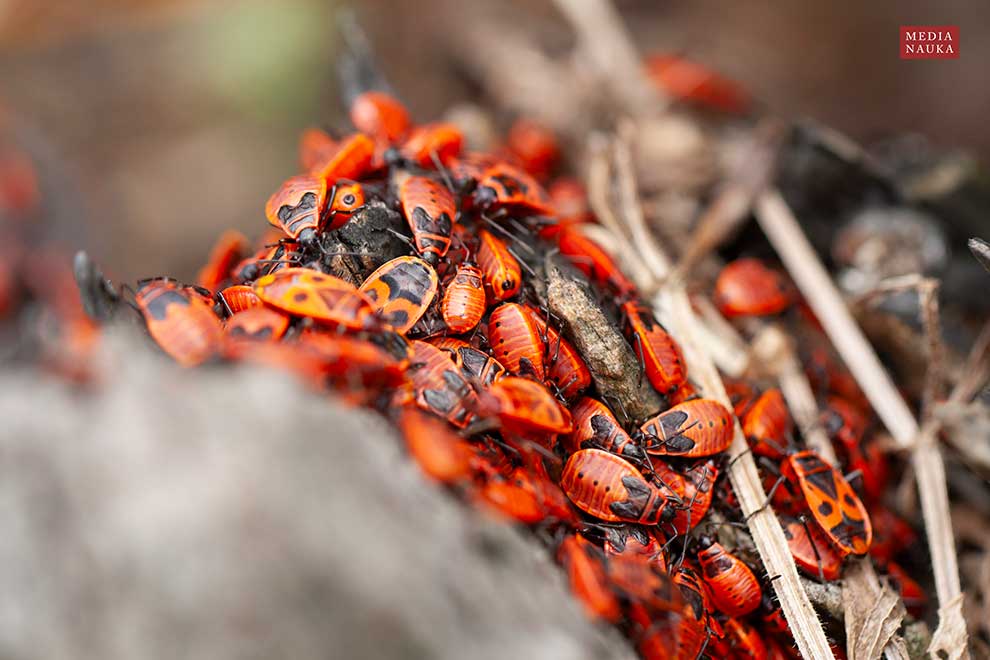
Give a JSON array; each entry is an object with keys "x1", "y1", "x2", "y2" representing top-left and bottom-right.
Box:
[
  {"x1": 754, "y1": 189, "x2": 970, "y2": 659},
  {"x1": 750, "y1": 326, "x2": 913, "y2": 658},
  {"x1": 590, "y1": 129, "x2": 835, "y2": 660}
]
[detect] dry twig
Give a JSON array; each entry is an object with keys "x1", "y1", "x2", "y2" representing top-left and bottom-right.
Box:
[
  {"x1": 750, "y1": 327, "x2": 911, "y2": 659},
  {"x1": 586, "y1": 127, "x2": 835, "y2": 660},
  {"x1": 755, "y1": 190, "x2": 970, "y2": 660}
]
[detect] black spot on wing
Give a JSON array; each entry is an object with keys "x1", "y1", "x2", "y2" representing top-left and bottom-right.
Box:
[
  {"x1": 250, "y1": 326, "x2": 274, "y2": 340},
  {"x1": 805, "y1": 467, "x2": 839, "y2": 500},
  {"x1": 829, "y1": 509, "x2": 870, "y2": 550},
  {"x1": 145, "y1": 289, "x2": 189, "y2": 320},
  {"x1": 423, "y1": 388, "x2": 455, "y2": 413},
  {"x1": 458, "y1": 347, "x2": 487, "y2": 379},
  {"x1": 589, "y1": 415, "x2": 615, "y2": 444},
  {"x1": 795, "y1": 453, "x2": 826, "y2": 471},
  {"x1": 660, "y1": 434, "x2": 696, "y2": 454},
  {"x1": 660, "y1": 410, "x2": 690, "y2": 435},
  {"x1": 379, "y1": 266, "x2": 434, "y2": 304},
  {"x1": 609, "y1": 500, "x2": 641, "y2": 520},
  {"x1": 679, "y1": 585, "x2": 705, "y2": 620},
  {"x1": 620, "y1": 476, "x2": 651, "y2": 503},
  {"x1": 384, "y1": 309, "x2": 410, "y2": 327}
]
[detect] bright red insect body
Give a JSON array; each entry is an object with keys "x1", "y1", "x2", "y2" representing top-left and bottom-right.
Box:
[
  {"x1": 556, "y1": 226, "x2": 637, "y2": 298},
  {"x1": 567, "y1": 397, "x2": 650, "y2": 468},
  {"x1": 720, "y1": 618, "x2": 768, "y2": 660},
  {"x1": 667, "y1": 459, "x2": 718, "y2": 534},
  {"x1": 605, "y1": 551, "x2": 678, "y2": 615},
  {"x1": 299, "y1": 127, "x2": 336, "y2": 172},
  {"x1": 359, "y1": 256, "x2": 439, "y2": 333},
  {"x1": 225, "y1": 306, "x2": 290, "y2": 342},
  {"x1": 782, "y1": 450, "x2": 873, "y2": 556},
  {"x1": 400, "y1": 122, "x2": 464, "y2": 168},
  {"x1": 742, "y1": 388, "x2": 792, "y2": 459},
  {"x1": 697, "y1": 539, "x2": 761, "y2": 617},
  {"x1": 600, "y1": 525, "x2": 666, "y2": 570},
  {"x1": 486, "y1": 302, "x2": 545, "y2": 378},
  {"x1": 218, "y1": 284, "x2": 263, "y2": 315},
  {"x1": 398, "y1": 173, "x2": 456, "y2": 265},
  {"x1": 620, "y1": 300, "x2": 688, "y2": 397},
  {"x1": 560, "y1": 448, "x2": 673, "y2": 525},
  {"x1": 668, "y1": 566, "x2": 720, "y2": 660},
  {"x1": 408, "y1": 339, "x2": 476, "y2": 428},
  {"x1": 557, "y1": 534, "x2": 621, "y2": 623},
  {"x1": 323, "y1": 182, "x2": 365, "y2": 231},
  {"x1": 310, "y1": 132, "x2": 376, "y2": 182},
  {"x1": 780, "y1": 515, "x2": 842, "y2": 581},
  {"x1": 471, "y1": 159, "x2": 554, "y2": 216},
  {"x1": 429, "y1": 337, "x2": 507, "y2": 387},
  {"x1": 473, "y1": 468, "x2": 547, "y2": 524},
  {"x1": 714, "y1": 258, "x2": 793, "y2": 318},
  {"x1": 397, "y1": 407, "x2": 475, "y2": 485},
  {"x1": 253, "y1": 267, "x2": 376, "y2": 330},
  {"x1": 644, "y1": 53, "x2": 751, "y2": 115},
  {"x1": 224, "y1": 332, "x2": 406, "y2": 390},
  {"x1": 476, "y1": 229, "x2": 521, "y2": 303},
  {"x1": 135, "y1": 279, "x2": 222, "y2": 367},
  {"x1": 441, "y1": 262, "x2": 485, "y2": 333},
  {"x1": 524, "y1": 305, "x2": 591, "y2": 400},
  {"x1": 547, "y1": 177, "x2": 592, "y2": 229},
  {"x1": 265, "y1": 175, "x2": 327, "y2": 246},
  {"x1": 476, "y1": 376, "x2": 572, "y2": 436},
  {"x1": 349, "y1": 91, "x2": 410, "y2": 145},
  {"x1": 505, "y1": 118, "x2": 559, "y2": 180},
  {"x1": 197, "y1": 230, "x2": 248, "y2": 293},
  {"x1": 640, "y1": 398, "x2": 734, "y2": 457}
]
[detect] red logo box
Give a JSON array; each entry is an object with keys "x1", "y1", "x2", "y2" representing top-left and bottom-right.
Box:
[{"x1": 900, "y1": 26, "x2": 959, "y2": 59}]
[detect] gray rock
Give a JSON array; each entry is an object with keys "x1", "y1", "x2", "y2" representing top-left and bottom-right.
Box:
[{"x1": 0, "y1": 331, "x2": 633, "y2": 660}]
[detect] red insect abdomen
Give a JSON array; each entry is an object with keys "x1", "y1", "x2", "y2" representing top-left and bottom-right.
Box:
[
  {"x1": 476, "y1": 229, "x2": 521, "y2": 303},
  {"x1": 698, "y1": 541, "x2": 762, "y2": 617},
  {"x1": 487, "y1": 302, "x2": 545, "y2": 378},
  {"x1": 441, "y1": 262, "x2": 485, "y2": 333}
]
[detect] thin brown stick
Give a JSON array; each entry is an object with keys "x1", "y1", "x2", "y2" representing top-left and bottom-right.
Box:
[
  {"x1": 598, "y1": 130, "x2": 835, "y2": 660},
  {"x1": 755, "y1": 189, "x2": 969, "y2": 659},
  {"x1": 757, "y1": 192, "x2": 919, "y2": 444},
  {"x1": 750, "y1": 328, "x2": 911, "y2": 660},
  {"x1": 948, "y1": 320, "x2": 990, "y2": 406}
]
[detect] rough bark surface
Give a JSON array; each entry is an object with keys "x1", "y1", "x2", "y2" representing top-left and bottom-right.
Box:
[
  {"x1": 545, "y1": 257, "x2": 662, "y2": 424},
  {"x1": 322, "y1": 200, "x2": 410, "y2": 285}
]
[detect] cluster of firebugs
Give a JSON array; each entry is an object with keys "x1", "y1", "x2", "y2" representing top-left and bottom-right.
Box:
[{"x1": 28, "y1": 65, "x2": 925, "y2": 659}]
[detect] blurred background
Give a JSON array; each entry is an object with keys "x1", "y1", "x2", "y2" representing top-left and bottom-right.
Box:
[{"x1": 1, "y1": 0, "x2": 987, "y2": 283}]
